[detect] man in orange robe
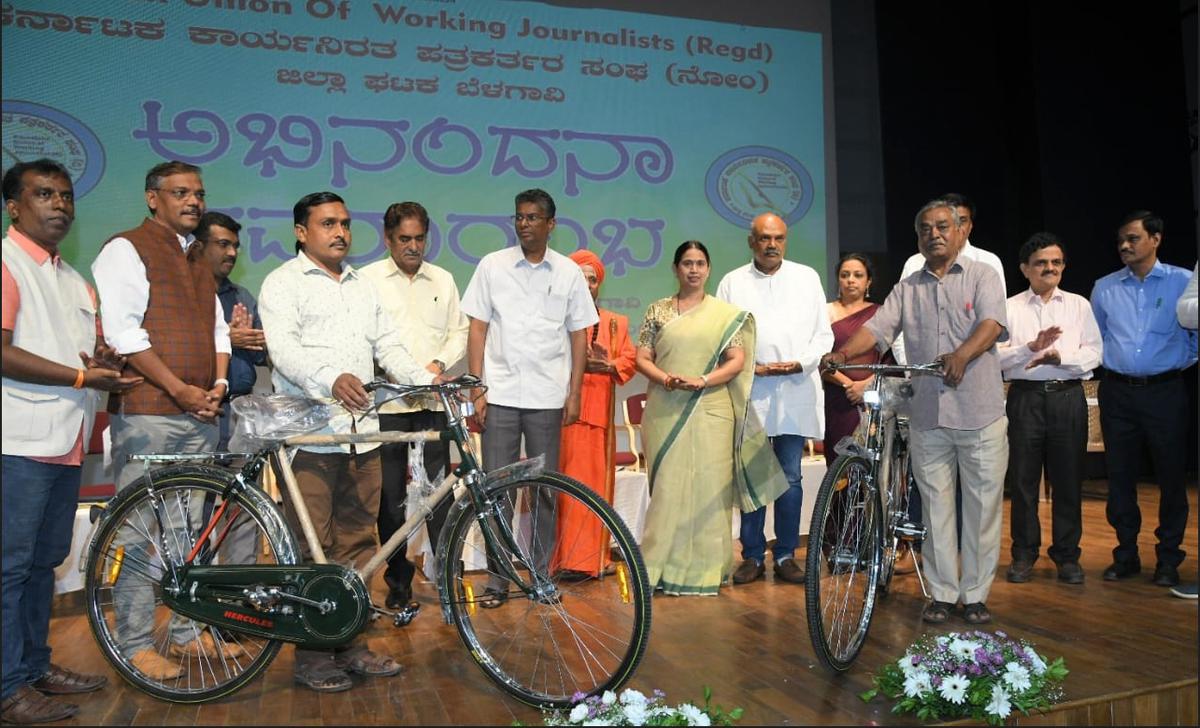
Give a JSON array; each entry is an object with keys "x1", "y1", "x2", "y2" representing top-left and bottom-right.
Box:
[{"x1": 553, "y1": 249, "x2": 638, "y2": 578}]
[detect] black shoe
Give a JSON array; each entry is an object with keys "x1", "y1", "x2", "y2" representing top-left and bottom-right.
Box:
[
  {"x1": 385, "y1": 587, "x2": 413, "y2": 610},
  {"x1": 1056, "y1": 561, "x2": 1085, "y2": 584},
  {"x1": 1152, "y1": 563, "x2": 1180, "y2": 587},
  {"x1": 1102, "y1": 561, "x2": 1141, "y2": 581},
  {"x1": 1006, "y1": 560, "x2": 1035, "y2": 583},
  {"x1": 732, "y1": 559, "x2": 765, "y2": 584}
]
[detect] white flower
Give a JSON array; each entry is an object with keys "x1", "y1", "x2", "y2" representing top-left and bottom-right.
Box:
[
  {"x1": 986, "y1": 683, "x2": 1012, "y2": 719},
  {"x1": 568, "y1": 703, "x2": 589, "y2": 722},
  {"x1": 898, "y1": 655, "x2": 918, "y2": 677},
  {"x1": 620, "y1": 689, "x2": 648, "y2": 707},
  {"x1": 1003, "y1": 661, "x2": 1032, "y2": 692},
  {"x1": 1027, "y1": 650, "x2": 1048, "y2": 675},
  {"x1": 583, "y1": 719, "x2": 611, "y2": 727},
  {"x1": 677, "y1": 703, "x2": 710, "y2": 726},
  {"x1": 622, "y1": 702, "x2": 647, "y2": 725},
  {"x1": 936, "y1": 635, "x2": 950, "y2": 647},
  {"x1": 601, "y1": 691, "x2": 617, "y2": 706},
  {"x1": 948, "y1": 638, "x2": 981, "y2": 661},
  {"x1": 938, "y1": 674, "x2": 971, "y2": 704},
  {"x1": 902, "y1": 670, "x2": 933, "y2": 698}
]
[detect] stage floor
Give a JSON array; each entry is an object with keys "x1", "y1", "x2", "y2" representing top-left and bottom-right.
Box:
[{"x1": 44, "y1": 482, "x2": 1198, "y2": 725}]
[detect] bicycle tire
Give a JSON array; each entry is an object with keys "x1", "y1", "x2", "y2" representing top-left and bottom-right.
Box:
[
  {"x1": 439, "y1": 471, "x2": 651, "y2": 708},
  {"x1": 84, "y1": 465, "x2": 299, "y2": 703},
  {"x1": 804, "y1": 454, "x2": 883, "y2": 672}
]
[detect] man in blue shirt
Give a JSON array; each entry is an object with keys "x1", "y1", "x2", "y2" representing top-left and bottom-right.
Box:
[
  {"x1": 194, "y1": 211, "x2": 267, "y2": 450},
  {"x1": 1090, "y1": 210, "x2": 1198, "y2": 587}
]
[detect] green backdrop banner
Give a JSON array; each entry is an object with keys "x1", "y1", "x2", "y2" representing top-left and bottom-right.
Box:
[{"x1": 2, "y1": 0, "x2": 830, "y2": 320}]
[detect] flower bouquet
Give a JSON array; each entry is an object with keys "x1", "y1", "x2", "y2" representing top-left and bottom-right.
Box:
[
  {"x1": 860, "y1": 630, "x2": 1068, "y2": 725},
  {"x1": 530, "y1": 687, "x2": 743, "y2": 726}
]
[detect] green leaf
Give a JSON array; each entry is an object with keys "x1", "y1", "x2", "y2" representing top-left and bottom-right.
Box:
[{"x1": 859, "y1": 688, "x2": 879, "y2": 703}]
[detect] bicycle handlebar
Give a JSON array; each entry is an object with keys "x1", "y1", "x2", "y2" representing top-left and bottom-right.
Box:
[
  {"x1": 364, "y1": 374, "x2": 483, "y2": 395},
  {"x1": 822, "y1": 360, "x2": 944, "y2": 376}
]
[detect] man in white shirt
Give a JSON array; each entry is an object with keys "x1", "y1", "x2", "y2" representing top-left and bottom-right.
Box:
[
  {"x1": 461, "y1": 188, "x2": 597, "y2": 608},
  {"x1": 997, "y1": 232, "x2": 1101, "y2": 585},
  {"x1": 90, "y1": 161, "x2": 232, "y2": 680},
  {"x1": 259, "y1": 191, "x2": 437, "y2": 692},
  {"x1": 362, "y1": 201, "x2": 468, "y2": 611},
  {"x1": 716, "y1": 212, "x2": 833, "y2": 585}
]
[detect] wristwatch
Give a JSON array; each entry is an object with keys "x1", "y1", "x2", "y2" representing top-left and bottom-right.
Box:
[{"x1": 432, "y1": 359, "x2": 446, "y2": 374}]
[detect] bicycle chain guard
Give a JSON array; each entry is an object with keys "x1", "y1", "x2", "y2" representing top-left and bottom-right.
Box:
[{"x1": 161, "y1": 563, "x2": 371, "y2": 648}]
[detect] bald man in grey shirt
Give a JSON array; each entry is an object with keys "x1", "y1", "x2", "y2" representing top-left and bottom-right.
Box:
[{"x1": 822, "y1": 198, "x2": 1008, "y2": 626}]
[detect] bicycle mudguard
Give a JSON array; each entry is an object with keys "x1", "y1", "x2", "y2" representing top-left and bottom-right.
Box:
[
  {"x1": 432, "y1": 454, "x2": 548, "y2": 621},
  {"x1": 162, "y1": 563, "x2": 371, "y2": 648},
  {"x1": 481, "y1": 453, "x2": 546, "y2": 489}
]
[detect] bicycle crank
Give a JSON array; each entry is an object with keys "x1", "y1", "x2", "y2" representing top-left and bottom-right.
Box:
[{"x1": 162, "y1": 564, "x2": 371, "y2": 648}]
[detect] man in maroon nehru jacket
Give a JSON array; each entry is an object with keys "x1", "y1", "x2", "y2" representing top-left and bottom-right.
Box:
[{"x1": 90, "y1": 160, "x2": 233, "y2": 680}]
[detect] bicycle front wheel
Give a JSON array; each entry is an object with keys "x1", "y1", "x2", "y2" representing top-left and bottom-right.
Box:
[
  {"x1": 84, "y1": 465, "x2": 299, "y2": 703},
  {"x1": 440, "y1": 472, "x2": 651, "y2": 708},
  {"x1": 805, "y1": 454, "x2": 882, "y2": 672}
]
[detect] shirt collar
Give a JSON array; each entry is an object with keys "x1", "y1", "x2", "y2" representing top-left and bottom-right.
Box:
[
  {"x1": 511, "y1": 246, "x2": 553, "y2": 270},
  {"x1": 1119, "y1": 259, "x2": 1166, "y2": 281},
  {"x1": 383, "y1": 255, "x2": 431, "y2": 281},
  {"x1": 748, "y1": 261, "x2": 784, "y2": 278},
  {"x1": 1021, "y1": 286, "x2": 1063, "y2": 304},
  {"x1": 6, "y1": 225, "x2": 57, "y2": 266},
  {"x1": 216, "y1": 277, "x2": 237, "y2": 294},
  {"x1": 297, "y1": 250, "x2": 355, "y2": 281}
]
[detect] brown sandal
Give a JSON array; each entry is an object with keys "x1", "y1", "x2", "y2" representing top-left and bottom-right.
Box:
[
  {"x1": 338, "y1": 648, "x2": 403, "y2": 677},
  {"x1": 922, "y1": 600, "x2": 954, "y2": 624},
  {"x1": 479, "y1": 587, "x2": 509, "y2": 609},
  {"x1": 293, "y1": 658, "x2": 353, "y2": 693},
  {"x1": 1, "y1": 685, "x2": 78, "y2": 723},
  {"x1": 963, "y1": 602, "x2": 992, "y2": 624}
]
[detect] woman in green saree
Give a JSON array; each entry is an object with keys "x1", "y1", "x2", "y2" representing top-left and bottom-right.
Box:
[{"x1": 635, "y1": 242, "x2": 787, "y2": 595}]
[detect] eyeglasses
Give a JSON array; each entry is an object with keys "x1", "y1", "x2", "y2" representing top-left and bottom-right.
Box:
[
  {"x1": 511, "y1": 213, "x2": 547, "y2": 225},
  {"x1": 160, "y1": 187, "x2": 206, "y2": 201}
]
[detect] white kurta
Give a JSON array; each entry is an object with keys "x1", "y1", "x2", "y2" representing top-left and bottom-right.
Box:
[{"x1": 716, "y1": 260, "x2": 833, "y2": 438}]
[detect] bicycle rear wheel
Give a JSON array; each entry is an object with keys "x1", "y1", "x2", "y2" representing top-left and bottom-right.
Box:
[
  {"x1": 84, "y1": 465, "x2": 299, "y2": 703},
  {"x1": 439, "y1": 472, "x2": 651, "y2": 708},
  {"x1": 805, "y1": 454, "x2": 882, "y2": 672}
]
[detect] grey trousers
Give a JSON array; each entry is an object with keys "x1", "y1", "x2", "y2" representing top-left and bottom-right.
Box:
[
  {"x1": 909, "y1": 417, "x2": 1008, "y2": 606},
  {"x1": 481, "y1": 405, "x2": 562, "y2": 590},
  {"x1": 110, "y1": 414, "x2": 218, "y2": 653}
]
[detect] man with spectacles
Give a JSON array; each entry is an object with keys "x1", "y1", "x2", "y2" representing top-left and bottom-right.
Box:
[
  {"x1": 998, "y1": 233, "x2": 1101, "y2": 586},
  {"x1": 90, "y1": 161, "x2": 233, "y2": 679},
  {"x1": 822, "y1": 197, "x2": 1008, "y2": 626},
  {"x1": 361, "y1": 201, "x2": 468, "y2": 612},
  {"x1": 460, "y1": 188, "x2": 597, "y2": 609}
]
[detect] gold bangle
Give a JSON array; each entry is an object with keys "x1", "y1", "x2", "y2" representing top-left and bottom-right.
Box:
[{"x1": 72, "y1": 368, "x2": 86, "y2": 389}]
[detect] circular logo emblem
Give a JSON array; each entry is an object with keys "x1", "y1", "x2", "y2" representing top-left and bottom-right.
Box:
[
  {"x1": 705, "y1": 146, "x2": 814, "y2": 228},
  {"x1": 2, "y1": 100, "x2": 106, "y2": 199}
]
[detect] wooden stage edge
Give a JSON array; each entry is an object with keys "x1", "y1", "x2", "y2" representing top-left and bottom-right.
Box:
[{"x1": 45, "y1": 482, "x2": 1198, "y2": 725}]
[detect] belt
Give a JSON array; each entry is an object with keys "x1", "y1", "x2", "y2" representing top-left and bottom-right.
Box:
[
  {"x1": 1008, "y1": 379, "x2": 1082, "y2": 393},
  {"x1": 1106, "y1": 369, "x2": 1182, "y2": 387}
]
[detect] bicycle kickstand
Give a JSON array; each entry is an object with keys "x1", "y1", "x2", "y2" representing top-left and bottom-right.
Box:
[{"x1": 910, "y1": 547, "x2": 931, "y2": 600}]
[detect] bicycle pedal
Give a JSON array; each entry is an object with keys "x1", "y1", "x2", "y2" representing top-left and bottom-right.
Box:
[{"x1": 392, "y1": 601, "x2": 421, "y2": 627}]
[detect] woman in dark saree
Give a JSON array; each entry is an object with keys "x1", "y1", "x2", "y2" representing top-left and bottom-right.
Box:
[{"x1": 821, "y1": 253, "x2": 891, "y2": 463}]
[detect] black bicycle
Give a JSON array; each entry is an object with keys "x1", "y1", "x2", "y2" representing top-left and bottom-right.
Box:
[
  {"x1": 805, "y1": 361, "x2": 939, "y2": 671},
  {"x1": 83, "y1": 375, "x2": 651, "y2": 706}
]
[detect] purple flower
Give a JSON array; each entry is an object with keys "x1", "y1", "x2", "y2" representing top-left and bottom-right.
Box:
[
  {"x1": 931, "y1": 675, "x2": 943, "y2": 687},
  {"x1": 572, "y1": 691, "x2": 587, "y2": 703},
  {"x1": 911, "y1": 655, "x2": 922, "y2": 666}
]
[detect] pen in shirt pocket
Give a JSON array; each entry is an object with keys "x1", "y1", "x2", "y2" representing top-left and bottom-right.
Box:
[{"x1": 965, "y1": 302, "x2": 973, "y2": 312}]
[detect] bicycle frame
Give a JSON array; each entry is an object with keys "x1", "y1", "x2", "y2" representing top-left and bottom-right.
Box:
[{"x1": 122, "y1": 378, "x2": 553, "y2": 641}]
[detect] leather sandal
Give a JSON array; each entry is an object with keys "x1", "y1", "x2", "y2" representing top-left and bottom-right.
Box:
[
  {"x1": 31, "y1": 663, "x2": 107, "y2": 695},
  {"x1": 478, "y1": 587, "x2": 509, "y2": 609},
  {"x1": 963, "y1": 602, "x2": 992, "y2": 624},
  {"x1": 337, "y1": 648, "x2": 403, "y2": 678},
  {"x1": 293, "y1": 658, "x2": 353, "y2": 693},
  {"x1": 921, "y1": 600, "x2": 954, "y2": 624},
  {"x1": 0, "y1": 684, "x2": 78, "y2": 724}
]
